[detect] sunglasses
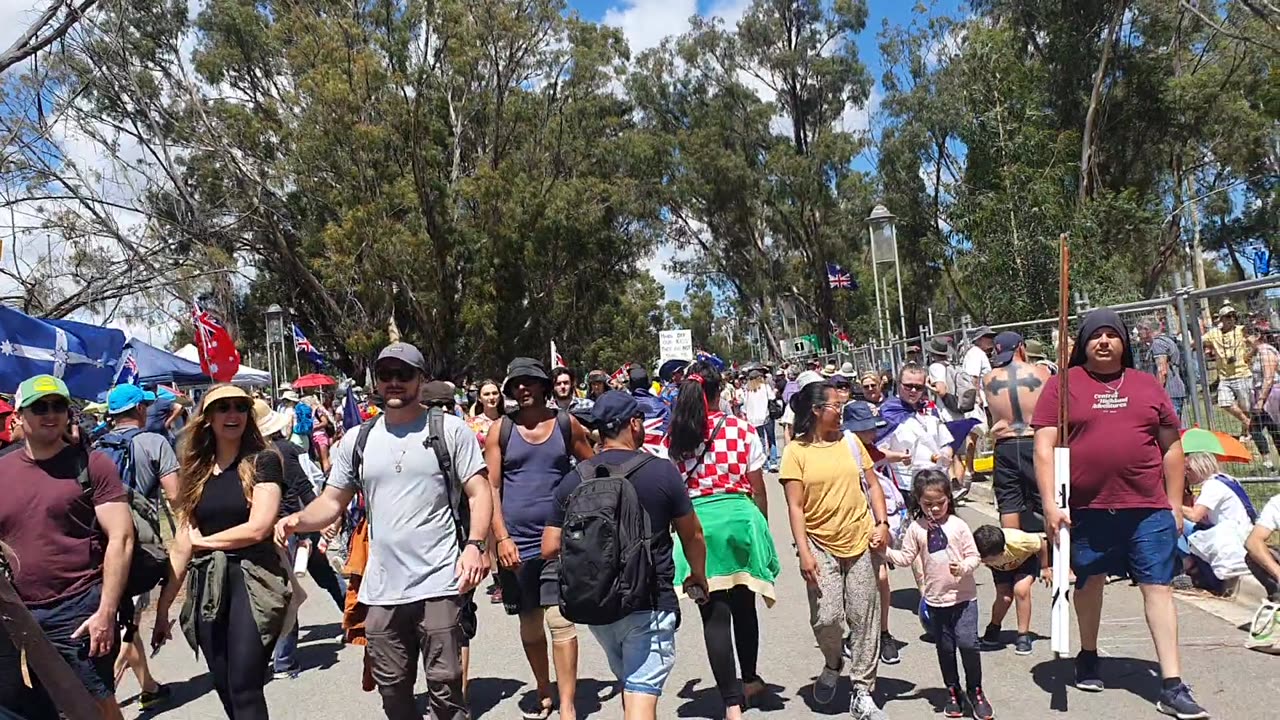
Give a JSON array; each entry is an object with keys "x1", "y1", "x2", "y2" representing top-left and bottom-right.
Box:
[
  {"x1": 861, "y1": 383, "x2": 878, "y2": 390},
  {"x1": 900, "y1": 383, "x2": 926, "y2": 392},
  {"x1": 833, "y1": 382, "x2": 851, "y2": 390},
  {"x1": 26, "y1": 398, "x2": 69, "y2": 415},
  {"x1": 209, "y1": 400, "x2": 251, "y2": 414},
  {"x1": 818, "y1": 402, "x2": 843, "y2": 411},
  {"x1": 376, "y1": 366, "x2": 416, "y2": 382}
]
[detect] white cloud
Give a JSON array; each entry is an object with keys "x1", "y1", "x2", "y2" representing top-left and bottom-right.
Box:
[
  {"x1": 602, "y1": 0, "x2": 699, "y2": 55},
  {"x1": 643, "y1": 245, "x2": 686, "y2": 301},
  {"x1": 839, "y1": 85, "x2": 881, "y2": 134}
]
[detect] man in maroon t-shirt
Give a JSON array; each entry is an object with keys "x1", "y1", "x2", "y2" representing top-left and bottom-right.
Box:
[
  {"x1": 1032, "y1": 311, "x2": 1208, "y2": 720},
  {"x1": 0, "y1": 375, "x2": 134, "y2": 720}
]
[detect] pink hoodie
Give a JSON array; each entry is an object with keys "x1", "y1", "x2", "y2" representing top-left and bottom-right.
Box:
[{"x1": 882, "y1": 514, "x2": 981, "y2": 607}]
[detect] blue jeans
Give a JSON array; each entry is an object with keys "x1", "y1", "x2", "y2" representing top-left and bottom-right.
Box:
[
  {"x1": 589, "y1": 610, "x2": 678, "y2": 696},
  {"x1": 755, "y1": 422, "x2": 778, "y2": 467},
  {"x1": 274, "y1": 535, "x2": 348, "y2": 673}
]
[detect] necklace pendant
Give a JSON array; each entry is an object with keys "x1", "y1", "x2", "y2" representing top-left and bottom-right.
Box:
[{"x1": 395, "y1": 462, "x2": 403, "y2": 474}]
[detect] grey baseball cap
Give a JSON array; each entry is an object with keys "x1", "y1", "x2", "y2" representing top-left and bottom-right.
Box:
[{"x1": 375, "y1": 342, "x2": 425, "y2": 371}]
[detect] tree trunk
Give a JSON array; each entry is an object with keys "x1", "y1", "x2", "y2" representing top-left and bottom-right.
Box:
[{"x1": 1078, "y1": 0, "x2": 1126, "y2": 206}]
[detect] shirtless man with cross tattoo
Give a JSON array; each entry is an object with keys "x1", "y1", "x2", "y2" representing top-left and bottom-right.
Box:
[{"x1": 983, "y1": 332, "x2": 1051, "y2": 532}]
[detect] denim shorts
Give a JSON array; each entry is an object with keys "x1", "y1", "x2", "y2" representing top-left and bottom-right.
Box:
[
  {"x1": 588, "y1": 609, "x2": 678, "y2": 696},
  {"x1": 1071, "y1": 508, "x2": 1177, "y2": 588}
]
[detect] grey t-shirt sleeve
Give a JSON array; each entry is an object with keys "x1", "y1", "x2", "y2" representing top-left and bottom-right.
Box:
[
  {"x1": 326, "y1": 427, "x2": 362, "y2": 492},
  {"x1": 132, "y1": 433, "x2": 178, "y2": 498},
  {"x1": 446, "y1": 415, "x2": 487, "y2": 486}
]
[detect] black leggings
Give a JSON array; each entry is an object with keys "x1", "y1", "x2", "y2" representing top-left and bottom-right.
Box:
[
  {"x1": 697, "y1": 585, "x2": 760, "y2": 709},
  {"x1": 197, "y1": 563, "x2": 272, "y2": 719},
  {"x1": 930, "y1": 600, "x2": 983, "y2": 692}
]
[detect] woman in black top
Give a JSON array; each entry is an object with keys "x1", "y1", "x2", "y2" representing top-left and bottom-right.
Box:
[{"x1": 152, "y1": 384, "x2": 290, "y2": 720}]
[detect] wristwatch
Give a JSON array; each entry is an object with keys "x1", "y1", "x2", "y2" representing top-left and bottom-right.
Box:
[{"x1": 464, "y1": 539, "x2": 487, "y2": 553}]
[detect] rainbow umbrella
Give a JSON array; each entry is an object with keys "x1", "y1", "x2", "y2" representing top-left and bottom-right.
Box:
[{"x1": 1181, "y1": 428, "x2": 1252, "y2": 463}]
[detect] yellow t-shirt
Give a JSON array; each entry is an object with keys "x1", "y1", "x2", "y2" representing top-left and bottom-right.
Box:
[
  {"x1": 779, "y1": 436, "x2": 873, "y2": 558},
  {"x1": 984, "y1": 528, "x2": 1044, "y2": 571},
  {"x1": 1205, "y1": 326, "x2": 1251, "y2": 380}
]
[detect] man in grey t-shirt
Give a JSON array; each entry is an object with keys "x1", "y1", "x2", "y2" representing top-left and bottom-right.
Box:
[
  {"x1": 1136, "y1": 317, "x2": 1188, "y2": 422},
  {"x1": 277, "y1": 343, "x2": 492, "y2": 720},
  {"x1": 100, "y1": 383, "x2": 180, "y2": 711}
]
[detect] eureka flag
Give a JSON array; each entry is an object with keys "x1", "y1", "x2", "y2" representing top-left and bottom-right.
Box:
[{"x1": 0, "y1": 304, "x2": 125, "y2": 398}]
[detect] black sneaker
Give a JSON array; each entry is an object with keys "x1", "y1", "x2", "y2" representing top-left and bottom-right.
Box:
[
  {"x1": 1156, "y1": 683, "x2": 1209, "y2": 719},
  {"x1": 138, "y1": 684, "x2": 171, "y2": 710},
  {"x1": 979, "y1": 624, "x2": 1003, "y2": 651},
  {"x1": 943, "y1": 686, "x2": 964, "y2": 718},
  {"x1": 879, "y1": 632, "x2": 900, "y2": 665},
  {"x1": 1074, "y1": 653, "x2": 1104, "y2": 692},
  {"x1": 968, "y1": 687, "x2": 995, "y2": 720},
  {"x1": 1014, "y1": 633, "x2": 1033, "y2": 656}
]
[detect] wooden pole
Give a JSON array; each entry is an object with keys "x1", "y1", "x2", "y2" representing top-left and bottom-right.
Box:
[{"x1": 1051, "y1": 232, "x2": 1073, "y2": 657}]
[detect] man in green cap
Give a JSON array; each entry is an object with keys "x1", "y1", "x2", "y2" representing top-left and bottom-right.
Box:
[{"x1": 0, "y1": 374, "x2": 135, "y2": 720}]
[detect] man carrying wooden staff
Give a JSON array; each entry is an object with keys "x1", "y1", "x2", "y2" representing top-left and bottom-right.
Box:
[{"x1": 1032, "y1": 309, "x2": 1210, "y2": 720}]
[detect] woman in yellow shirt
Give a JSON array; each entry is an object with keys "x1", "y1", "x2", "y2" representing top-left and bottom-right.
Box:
[{"x1": 779, "y1": 381, "x2": 890, "y2": 718}]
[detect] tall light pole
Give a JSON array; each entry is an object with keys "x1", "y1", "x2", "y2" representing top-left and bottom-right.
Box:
[
  {"x1": 265, "y1": 304, "x2": 286, "y2": 404},
  {"x1": 867, "y1": 203, "x2": 907, "y2": 346}
]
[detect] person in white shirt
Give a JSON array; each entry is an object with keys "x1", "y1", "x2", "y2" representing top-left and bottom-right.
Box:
[
  {"x1": 742, "y1": 370, "x2": 779, "y2": 471},
  {"x1": 877, "y1": 364, "x2": 955, "y2": 488},
  {"x1": 1179, "y1": 450, "x2": 1256, "y2": 592},
  {"x1": 1245, "y1": 494, "x2": 1280, "y2": 601},
  {"x1": 958, "y1": 327, "x2": 996, "y2": 493}
]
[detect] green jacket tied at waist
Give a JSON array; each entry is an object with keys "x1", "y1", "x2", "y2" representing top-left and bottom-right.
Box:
[{"x1": 180, "y1": 546, "x2": 292, "y2": 655}]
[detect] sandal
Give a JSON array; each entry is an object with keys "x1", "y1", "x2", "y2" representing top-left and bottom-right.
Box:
[{"x1": 520, "y1": 696, "x2": 553, "y2": 720}]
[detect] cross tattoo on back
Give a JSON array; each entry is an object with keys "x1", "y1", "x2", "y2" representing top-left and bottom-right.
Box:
[{"x1": 986, "y1": 363, "x2": 1044, "y2": 432}]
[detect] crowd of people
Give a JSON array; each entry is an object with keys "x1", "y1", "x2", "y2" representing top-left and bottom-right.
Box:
[{"x1": 6, "y1": 307, "x2": 1280, "y2": 720}]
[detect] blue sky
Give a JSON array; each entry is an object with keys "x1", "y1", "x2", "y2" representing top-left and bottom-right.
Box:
[{"x1": 573, "y1": 0, "x2": 965, "y2": 300}]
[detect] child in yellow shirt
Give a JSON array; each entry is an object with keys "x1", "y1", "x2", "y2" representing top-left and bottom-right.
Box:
[{"x1": 972, "y1": 525, "x2": 1049, "y2": 656}]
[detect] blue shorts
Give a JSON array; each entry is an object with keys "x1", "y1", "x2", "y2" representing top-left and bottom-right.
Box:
[
  {"x1": 588, "y1": 610, "x2": 678, "y2": 696},
  {"x1": 1071, "y1": 508, "x2": 1177, "y2": 588}
]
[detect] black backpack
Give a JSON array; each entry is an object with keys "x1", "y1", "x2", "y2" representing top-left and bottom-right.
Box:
[
  {"x1": 79, "y1": 437, "x2": 170, "y2": 598},
  {"x1": 557, "y1": 454, "x2": 656, "y2": 626},
  {"x1": 350, "y1": 408, "x2": 477, "y2": 638}
]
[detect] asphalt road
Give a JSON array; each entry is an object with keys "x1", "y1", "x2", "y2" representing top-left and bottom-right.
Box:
[{"x1": 123, "y1": 474, "x2": 1279, "y2": 719}]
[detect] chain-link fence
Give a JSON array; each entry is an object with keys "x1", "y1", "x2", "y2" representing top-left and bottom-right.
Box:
[{"x1": 824, "y1": 275, "x2": 1280, "y2": 493}]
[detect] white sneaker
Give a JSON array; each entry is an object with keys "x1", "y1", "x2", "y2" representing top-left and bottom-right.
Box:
[
  {"x1": 814, "y1": 663, "x2": 841, "y2": 705},
  {"x1": 851, "y1": 689, "x2": 888, "y2": 720}
]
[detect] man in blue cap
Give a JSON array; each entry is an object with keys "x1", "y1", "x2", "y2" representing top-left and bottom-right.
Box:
[
  {"x1": 98, "y1": 384, "x2": 179, "y2": 710},
  {"x1": 541, "y1": 391, "x2": 708, "y2": 720}
]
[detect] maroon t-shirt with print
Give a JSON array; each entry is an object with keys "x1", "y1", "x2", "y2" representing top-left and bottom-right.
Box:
[
  {"x1": 1031, "y1": 366, "x2": 1178, "y2": 511},
  {"x1": 0, "y1": 445, "x2": 126, "y2": 607}
]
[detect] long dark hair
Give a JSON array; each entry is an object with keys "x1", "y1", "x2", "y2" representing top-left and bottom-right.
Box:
[
  {"x1": 668, "y1": 360, "x2": 722, "y2": 461},
  {"x1": 791, "y1": 381, "x2": 832, "y2": 440}
]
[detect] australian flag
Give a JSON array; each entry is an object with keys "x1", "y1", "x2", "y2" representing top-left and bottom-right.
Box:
[
  {"x1": 293, "y1": 324, "x2": 325, "y2": 369},
  {"x1": 0, "y1": 304, "x2": 125, "y2": 398},
  {"x1": 114, "y1": 349, "x2": 139, "y2": 386},
  {"x1": 827, "y1": 262, "x2": 855, "y2": 290}
]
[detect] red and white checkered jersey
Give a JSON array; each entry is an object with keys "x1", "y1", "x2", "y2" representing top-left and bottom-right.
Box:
[{"x1": 668, "y1": 411, "x2": 765, "y2": 498}]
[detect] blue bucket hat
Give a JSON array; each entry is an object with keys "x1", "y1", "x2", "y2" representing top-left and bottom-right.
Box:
[{"x1": 842, "y1": 401, "x2": 886, "y2": 434}]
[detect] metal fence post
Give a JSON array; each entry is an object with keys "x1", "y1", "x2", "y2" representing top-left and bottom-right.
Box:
[
  {"x1": 1184, "y1": 295, "x2": 1215, "y2": 429},
  {"x1": 1173, "y1": 289, "x2": 1201, "y2": 429}
]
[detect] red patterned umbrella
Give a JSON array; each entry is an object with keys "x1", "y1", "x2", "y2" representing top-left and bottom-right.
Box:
[{"x1": 292, "y1": 373, "x2": 337, "y2": 390}]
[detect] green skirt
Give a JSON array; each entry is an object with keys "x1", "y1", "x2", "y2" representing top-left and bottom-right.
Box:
[{"x1": 674, "y1": 493, "x2": 780, "y2": 606}]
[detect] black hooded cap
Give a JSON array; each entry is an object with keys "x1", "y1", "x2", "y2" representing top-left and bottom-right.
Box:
[{"x1": 1068, "y1": 309, "x2": 1134, "y2": 369}]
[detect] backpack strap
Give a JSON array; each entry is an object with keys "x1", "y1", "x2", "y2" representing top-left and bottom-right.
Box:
[
  {"x1": 681, "y1": 415, "x2": 728, "y2": 483},
  {"x1": 351, "y1": 416, "x2": 381, "y2": 538},
  {"x1": 556, "y1": 409, "x2": 573, "y2": 455},
  {"x1": 426, "y1": 408, "x2": 468, "y2": 546},
  {"x1": 577, "y1": 452, "x2": 655, "y2": 483}
]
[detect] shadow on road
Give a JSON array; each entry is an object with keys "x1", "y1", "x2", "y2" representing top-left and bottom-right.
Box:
[
  {"x1": 890, "y1": 587, "x2": 922, "y2": 612},
  {"x1": 294, "y1": 638, "x2": 344, "y2": 673},
  {"x1": 570, "y1": 678, "x2": 621, "y2": 718},
  {"x1": 298, "y1": 622, "x2": 344, "y2": 644},
  {"x1": 465, "y1": 677, "x2": 524, "y2": 718},
  {"x1": 1031, "y1": 655, "x2": 1162, "y2": 714},
  {"x1": 673, "y1": 677, "x2": 791, "y2": 717}
]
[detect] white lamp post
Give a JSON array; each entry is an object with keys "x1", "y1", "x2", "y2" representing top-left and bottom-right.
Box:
[{"x1": 867, "y1": 203, "x2": 908, "y2": 347}]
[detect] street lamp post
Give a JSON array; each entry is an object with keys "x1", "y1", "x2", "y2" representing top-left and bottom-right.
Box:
[
  {"x1": 867, "y1": 203, "x2": 908, "y2": 349},
  {"x1": 265, "y1": 304, "x2": 286, "y2": 404}
]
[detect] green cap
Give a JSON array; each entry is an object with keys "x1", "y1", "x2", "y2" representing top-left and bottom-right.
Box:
[{"x1": 15, "y1": 374, "x2": 71, "y2": 409}]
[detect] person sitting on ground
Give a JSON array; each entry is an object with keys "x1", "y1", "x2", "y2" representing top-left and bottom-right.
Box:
[
  {"x1": 1177, "y1": 450, "x2": 1257, "y2": 594},
  {"x1": 972, "y1": 524, "x2": 1050, "y2": 656},
  {"x1": 1245, "y1": 493, "x2": 1280, "y2": 602}
]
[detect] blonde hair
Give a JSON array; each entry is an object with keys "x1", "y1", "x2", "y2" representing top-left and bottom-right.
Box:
[
  {"x1": 1184, "y1": 451, "x2": 1221, "y2": 484},
  {"x1": 174, "y1": 383, "x2": 268, "y2": 524},
  {"x1": 748, "y1": 376, "x2": 764, "y2": 392}
]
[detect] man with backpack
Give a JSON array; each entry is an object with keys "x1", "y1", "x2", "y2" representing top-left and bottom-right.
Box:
[
  {"x1": 0, "y1": 375, "x2": 135, "y2": 720},
  {"x1": 540, "y1": 391, "x2": 709, "y2": 720},
  {"x1": 486, "y1": 357, "x2": 595, "y2": 720},
  {"x1": 276, "y1": 342, "x2": 492, "y2": 720},
  {"x1": 98, "y1": 384, "x2": 180, "y2": 710},
  {"x1": 1136, "y1": 317, "x2": 1188, "y2": 425}
]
